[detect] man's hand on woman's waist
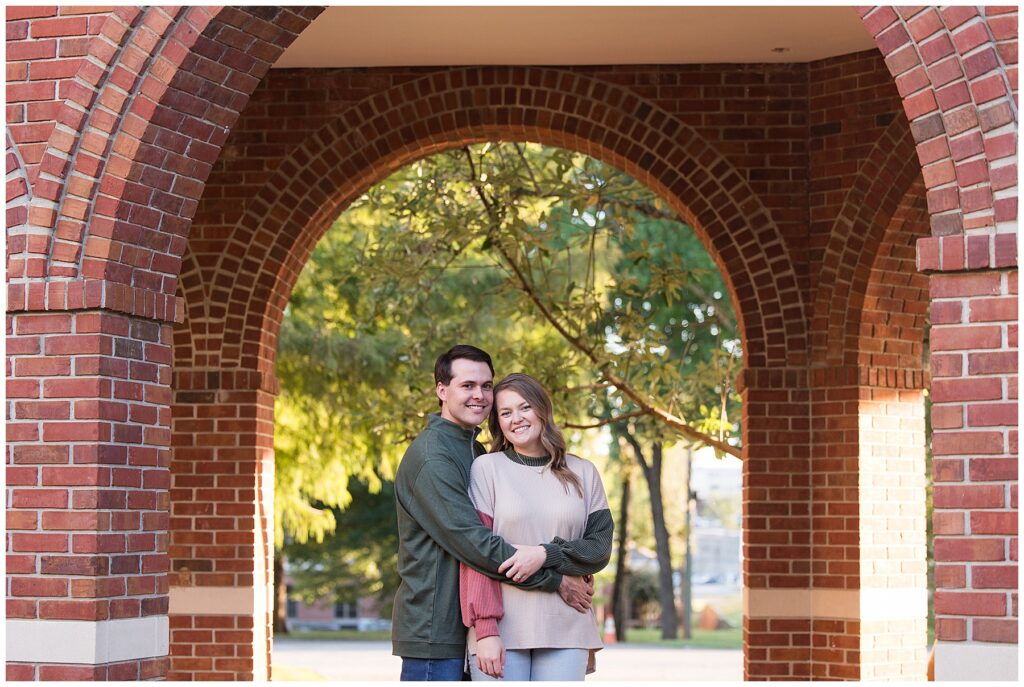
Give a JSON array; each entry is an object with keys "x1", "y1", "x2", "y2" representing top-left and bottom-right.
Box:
[{"x1": 557, "y1": 574, "x2": 594, "y2": 612}]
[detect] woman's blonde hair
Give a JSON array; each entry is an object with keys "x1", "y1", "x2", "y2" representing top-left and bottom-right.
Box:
[{"x1": 489, "y1": 373, "x2": 583, "y2": 498}]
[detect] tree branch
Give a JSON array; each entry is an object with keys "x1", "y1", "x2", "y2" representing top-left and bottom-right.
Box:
[
  {"x1": 465, "y1": 144, "x2": 742, "y2": 460},
  {"x1": 683, "y1": 280, "x2": 737, "y2": 334},
  {"x1": 604, "y1": 197, "x2": 680, "y2": 223},
  {"x1": 601, "y1": 367, "x2": 742, "y2": 459},
  {"x1": 492, "y1": 237, "x2": 599, "y2": 359},
  {"x1": 565, "y1": 382, "x2": 613, "y2": 393},
  {"x1": 536, "y1": 193, "x2": 680, "y2": 224},
  {"x1": 494, "y1": 252, "x2": 742, "y2": 458},
  {"x1": 513, "y1": 143, "x2": 544, "y2": 196},
  {"x1": 563, "y1": 409, "x2": 648, "y2": 430}
]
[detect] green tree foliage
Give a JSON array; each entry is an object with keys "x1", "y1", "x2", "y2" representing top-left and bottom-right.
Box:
[{"x1": 283, "y1": 478, "x2": 399, "y2": 616}]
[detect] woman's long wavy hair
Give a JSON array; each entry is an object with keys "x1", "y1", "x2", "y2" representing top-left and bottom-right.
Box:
[{"x1": 489, "y1": 373, "x2": 583, "y2": 498}]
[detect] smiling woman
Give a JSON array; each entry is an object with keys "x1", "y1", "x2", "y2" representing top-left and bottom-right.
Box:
[
  {"x1": 461, "y1": 373, "x2": 612, "y2": 681},
  {"x1": 496, "y1": 389, "x2": 546, "y2": 457}
]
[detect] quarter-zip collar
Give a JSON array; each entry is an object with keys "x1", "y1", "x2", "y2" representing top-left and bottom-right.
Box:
[{"x1": 427, "y1": 412, "x2": 482, "y2": 442}]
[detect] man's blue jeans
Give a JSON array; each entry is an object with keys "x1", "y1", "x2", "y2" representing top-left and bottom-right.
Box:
[{"x1": 400, "y1": 657, "x2": 465, "y2": 681}]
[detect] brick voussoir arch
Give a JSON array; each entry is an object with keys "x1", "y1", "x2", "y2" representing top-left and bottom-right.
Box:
[
  {"x1": 9, "y1": 6, "x2": 322, "y2": 320},
  {"x1": 194, "y1": 67, "x2": 801, "y2": 376},
  {"x1": 858, "y1": 6, "x2": 1018, "y2": 234},
  {"x1": 856, "y1": 179, "x2": 931, "y2": 374},
  {"x1": 34, "y1": 5, "x2": 172, "y2": 277},
  {"x1": 812, "y1": 114, "x2": 923, "y2": 366},
  {"x1": 6, "y1": 132, "x2": 33, "y2": 278}
]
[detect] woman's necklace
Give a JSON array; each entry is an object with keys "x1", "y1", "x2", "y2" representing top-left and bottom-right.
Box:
[{"x1": 509, "y1": 447, "x2": 551, "y2": 475}]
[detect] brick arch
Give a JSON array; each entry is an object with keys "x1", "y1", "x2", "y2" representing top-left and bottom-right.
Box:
[
  {"x1": 811, "y1": 114, "x2": 923, "y2": 366},
  {"x1": 12, "y1": 6, "x2": 205, "y2": 278},
  {"x1": 858, "y1": 6, "x2": 1018, "y2": 234},
  {"x1": 70, "y1": 5, "x2": 320, "y2": 284},
  {"x1": 6, "y1": 131, "x2": 33, "y2": 278},
  {"x1": 29, "y1": 5, "x2": 156, "y2": 277},
  {"x1": 7, "y1": 6, "x2": 322, "y2": 318},
  {"x1": 186, "y1": 67, "x2": 802, "y2": 377},
  {"x1": 856, "y1": 177, "x2": 931, "y2": 372}
]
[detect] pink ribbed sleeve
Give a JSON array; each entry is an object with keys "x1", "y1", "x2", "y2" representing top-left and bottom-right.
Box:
[{"x1": 459, "y1": 510, "x2": 504, "y2": 639}]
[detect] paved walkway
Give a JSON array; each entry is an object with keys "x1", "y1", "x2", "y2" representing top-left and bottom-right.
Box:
[{"x1": 273, "y1": 639, "x2": 742, "y2": 681}]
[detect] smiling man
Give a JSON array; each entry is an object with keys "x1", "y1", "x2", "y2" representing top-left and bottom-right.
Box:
[{"x1": 391, "y1": 344, "x2": 594, "y2": 681}]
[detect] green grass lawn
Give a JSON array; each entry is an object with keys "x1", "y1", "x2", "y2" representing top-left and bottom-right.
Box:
[
  {"x1": 624, "y1": 626, "x2": 743, "y2": 650},
  {"x1": 621, "y1": 594, "x2": 743, "y2": 649},
  {"x1": 276, "y1": 629, "x2": 392, "y2": 641}
]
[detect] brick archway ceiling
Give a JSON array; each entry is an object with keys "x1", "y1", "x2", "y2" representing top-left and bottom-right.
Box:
[
  {"x1": 181, "y1": 65, "x2": 802, "y2": 375},
  {"x1": 811, "y1": 114, "x2": 924, "y2": 366},
  {"x1": 855, "y1": 179, "x2": 931, "y2": 375}
]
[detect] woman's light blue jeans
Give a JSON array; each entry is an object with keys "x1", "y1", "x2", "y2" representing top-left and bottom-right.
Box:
[{"x1": 470, "y1": 648, "x2": 588, "y2": 681}]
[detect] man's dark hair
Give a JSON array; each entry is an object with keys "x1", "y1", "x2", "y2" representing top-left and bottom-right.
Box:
[{"x1": 434, "y1": 344, "x2": 494, "y2": 386}]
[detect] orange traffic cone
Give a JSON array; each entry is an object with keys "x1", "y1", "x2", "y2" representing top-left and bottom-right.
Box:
[{"x1": 603, "y1": 617, "x2": 617, "y2": 644}]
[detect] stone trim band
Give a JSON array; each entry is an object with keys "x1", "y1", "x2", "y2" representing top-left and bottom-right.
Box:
[
  {"x1": 168, "y1": 586, "x2": 256, "y2": 615},
  {"x1": 745, "y1": 588, "x2": 928, "y2": 621},
  {"x1": 935, "y1": 642, "x2": 1019, "y2": 681},
  {"x1": 6, "y1": 617, "x2": 169, "y2": 664}
]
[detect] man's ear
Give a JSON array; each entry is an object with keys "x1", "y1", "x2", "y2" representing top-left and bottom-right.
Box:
[{"x1": 436, "y1": 382, "x2": 447, "y2": 405}]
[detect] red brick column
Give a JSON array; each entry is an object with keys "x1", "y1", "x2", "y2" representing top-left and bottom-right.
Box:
[
  {"x1": 741, "y1": 367, "x2": 812, "y2": 679},
  {"x1": 167, "y1": 369, "x2": 277, "y2": 681},
  {"x1": 6, "y1": 310, "x2": 173, "y2": 680},
  {"x1": 743, "y1": 366, "x2": 929, "y2": 680},
  {"x1": 921, "y1": 244, "x2": 1019, "y2": 679},
  {"x1": 806, "y1": 370, "x2": 863, "y2": 682}
]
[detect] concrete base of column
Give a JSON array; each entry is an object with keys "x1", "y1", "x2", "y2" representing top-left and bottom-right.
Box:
[
  {"x1": 6, "y1": 617, "x2": 169, "y2": 680},
  {"x1": 935, "y1": 642, "x2": 1018, "y2": 681}
]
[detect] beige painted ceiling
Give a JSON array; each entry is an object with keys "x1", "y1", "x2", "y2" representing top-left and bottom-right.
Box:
[{"x1": 274, "y1": 6, "x2": 877, "y2": 69}]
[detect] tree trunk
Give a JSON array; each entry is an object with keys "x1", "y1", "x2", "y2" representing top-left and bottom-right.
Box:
[
  {"x1": 611, "y1": 466, "x2": 632, "y2": 642},
  {"x1": 647, "y1": 442, "x2": 678, "y2": 639},
  {"x1": 623, "y1": 432, "x2": 678, "y2": 640},
  {"x1": 273, "y1": 552, "x2": 289, "y2": 635},
  {"x1": 681, "y1": 446, "x2": 693, "y2": 639}
]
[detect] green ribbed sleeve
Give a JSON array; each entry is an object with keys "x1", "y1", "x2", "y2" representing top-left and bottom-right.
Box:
[{"x1": 541, "y1": 508, "x2": 613, "y2": 575}]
